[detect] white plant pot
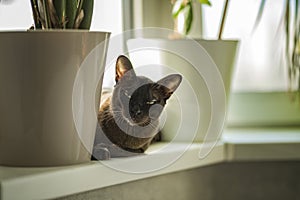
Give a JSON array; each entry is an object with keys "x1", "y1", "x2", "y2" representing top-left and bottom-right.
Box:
[
  {"x1": 127, "y1": 39, "x2": 238, "y2": 143},
  {"x1": 0, "y1": 31, "x2": 110, "y2": 166}
]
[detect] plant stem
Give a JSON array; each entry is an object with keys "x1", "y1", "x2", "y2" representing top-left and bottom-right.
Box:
[
  {"x1": 30, "y1": 0, "x2": 42, "y2": 29},
  {"x1": 42, "y1": 0, "x2": 52, "y2": 28},
  {"x1": 76, "y1": 0, "x2": 84, "y2": 20},
  {"x1": 298, "y1": 68, "x2": 300, "y2": 94},
  {"x1": 295, "y1": 0, "x2": 300, "y2": 95},
  {"x1": 218, "y1": 0, "x2": 229, "y2": 40},
  {"x1": 73, "y1": 0, "x2": 84, "y2": 28},
  {"x1": 285, "y1": 0, "x2": 292, "y2": 90}
]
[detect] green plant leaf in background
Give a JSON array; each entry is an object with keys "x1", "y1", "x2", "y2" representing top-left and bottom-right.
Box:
[
  {"x1": 253, "y1": 0, "x2": 266, "y2": 31},
  {"x1": 198, "y1": 0, "x2": 211, "y2": 6},
  {"x1": 172, "y1": 0, "x2": 211, "y2": 35},
  {"x1": 254, "y1": 0, "x2": 300, "y2": 97},
  {"x1": 171, "y1": 0, "x2": 193, "y2": 35},
  {"x1": 172, "y1": 0, "x2": 186, "y2": 18},
  {"x1": 184, "y1": 1, "x2": 193, "y2": 34},
  {"x1": 292, "y1": 0, "x2": 300, "y2": 93}
]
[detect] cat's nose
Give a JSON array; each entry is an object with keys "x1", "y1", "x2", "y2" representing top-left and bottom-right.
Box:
[
  {"x1": 136, "y1": 109, "x2": 142, "y2": 116},
  {"x1": 130, "y1": 105, "x2": 142, "y2": 118}
]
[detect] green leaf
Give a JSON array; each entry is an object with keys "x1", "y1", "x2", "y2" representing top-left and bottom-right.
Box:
[
  {"x1": 295, "y1": 0, "x2": 299, "y2": 30},
  {"x1": 198, "y1": 0, "x2": 211, "y2": 6},
  {"x1": 253, "y1": 0, "x2": 267, "y2": 31},
  {"x1": 184, "y1": 2, "x2": 193, "y2": 35},
  {"x1": 66, "y1": 0, "x2": 77, "y2": 28},
  {"x1": 53, "y1": 0, "x2": 66, "y2": 28},
  {"x1": 79, "y1": 0, "x2": 94, "y2": 29},
  {"x1": 285, "y1": 0, "x2": 292, "y2": 90},
  {"x1": 76, "y1": 0, "x2": 84, "y2": 18},
  {"x1": 172, "y1": 0, "x2": 186, "y2": 19}
]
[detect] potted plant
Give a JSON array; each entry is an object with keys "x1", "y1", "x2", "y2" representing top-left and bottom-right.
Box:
[
  {"x1": 0, "y1": 0, "x2": 110, "y2": 166},
  {"x1": 171, "y1": 0, "x2": 211, "y2": 37},
  {"x1": 170, "y1": 0, "x2": 237, "y2": 88},
  {"x1": 127, "y1": 0, "x2": 238, "y2": 145},
  {"x1": 30, "y1": 0, "x2": 93, "y2": 29}
]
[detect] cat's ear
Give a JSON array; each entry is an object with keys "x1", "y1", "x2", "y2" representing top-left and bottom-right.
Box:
[
  {"x1": 156, "y1": 74, "x2": 182, "y2": 99},
  {"x1": 115, "y1": 55, "x2": 136, "y2": 83}
]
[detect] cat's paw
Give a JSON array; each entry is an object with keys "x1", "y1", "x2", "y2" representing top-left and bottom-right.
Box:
[
  {"x1": 151, "y1": 131, "x2": 162, "y2": 143},
  {"x1": 93, "y1": 143, "x2": 111, "y2": 160}
]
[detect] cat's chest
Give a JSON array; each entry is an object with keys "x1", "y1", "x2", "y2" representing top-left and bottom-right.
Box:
[{"x1": 98, "y1": 97, "x2": 159, "y2": 150}]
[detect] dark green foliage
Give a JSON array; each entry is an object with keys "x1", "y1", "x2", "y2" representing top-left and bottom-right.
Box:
[{"x1": 30, "y1": 0, "x2": 94, "y2": 30}]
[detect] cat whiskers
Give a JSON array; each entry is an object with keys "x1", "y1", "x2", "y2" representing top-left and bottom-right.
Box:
[
  {"x1": 99, "y1": 110, "x2": 121, "y2": 125},
  {"x1": 147, "y1": 121, "x2": 157, "y2": 130},
  {"x1": 101, "y1": 108, "x2": 158, "y2": 137},
  {"x1": 113, "y1": 113, "x2": 132, "y2": 135},
  {"x1": 147, "y1": 116, "x2": 160, "y2": 131}
]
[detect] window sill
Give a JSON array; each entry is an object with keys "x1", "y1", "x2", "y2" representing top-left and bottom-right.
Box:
[
  {"x1": 1, "y1": 128, "x2": 300, "y2": 199},
  {"x1": 223, "y1": 128, "x2": 300, "y2": 161},
  {"x1": 228, "y1": 92, "x2": 300, "y2": 127}
]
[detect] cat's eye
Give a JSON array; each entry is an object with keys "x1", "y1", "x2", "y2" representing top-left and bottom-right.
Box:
[{"x1": 146, "y1": 99, "x2": 157, "y2": 105}]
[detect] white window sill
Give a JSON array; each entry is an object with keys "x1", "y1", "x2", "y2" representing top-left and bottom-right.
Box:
[{"x1": 1, "y1": 128, "x2": 300, "y2": 200}]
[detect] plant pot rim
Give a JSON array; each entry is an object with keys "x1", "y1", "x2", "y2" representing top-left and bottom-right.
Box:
[
  {"x1": 128, "y1": 38, "x2": 239, "y2": 43},
  {"x1": 0, "y1": 30, "x2": 111, "y2": 34},
  {"x1": 194, "y1": 38, "x2": 239, "y2": 42}
]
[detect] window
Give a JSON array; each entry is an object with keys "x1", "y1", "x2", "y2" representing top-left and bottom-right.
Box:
[
  {"x1": 202, "y1": 0, "x2": 300, "y2": 126},
  {"x1": 0, "y1": 1, "x2": 32, "y2": 30},
  {"x1": 203, "y1": 0, "x2": 288, "y2": 91},
  {"x1": 129, "y1": 0, "x2": 300, "y2": 127},
  {"x1": 0, "y1": 0, "x2": 124, "y2": 35}
]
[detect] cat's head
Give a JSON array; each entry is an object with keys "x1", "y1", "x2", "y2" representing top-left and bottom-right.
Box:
[{"x1": 111, "y1": 55, "x2": 182, "y2": 126}]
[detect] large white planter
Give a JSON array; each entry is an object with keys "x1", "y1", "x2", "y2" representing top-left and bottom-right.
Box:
[
  {"x1": 0, "y1": 31, "x2": 110, "y2": 166},
  {"x1": 127, "y1": 39, "x2": 238, "y2": 143}
]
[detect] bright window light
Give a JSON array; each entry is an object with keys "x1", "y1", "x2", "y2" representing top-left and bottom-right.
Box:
[
  {"x1": 203, "y1": 0, "x2": 288, "y2": 91},
  {"x1": 0, "y1": 0, "x2": 123, "y2": 36}
]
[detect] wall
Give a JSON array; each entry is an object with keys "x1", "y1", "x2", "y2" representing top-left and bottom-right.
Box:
[
  {"x1": 133, "y1": 0, "x2": 173, "y2": 29},
  {"x1": 57, "y1": 161, "x2": 300, "y2": 200}
]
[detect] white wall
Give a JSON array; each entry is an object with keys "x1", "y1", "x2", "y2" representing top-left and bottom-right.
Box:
[{"x1": 0, "y1": 1, "x2": 32, "y2": 30}]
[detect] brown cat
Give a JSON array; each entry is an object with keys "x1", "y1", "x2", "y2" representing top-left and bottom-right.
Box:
[{"x1": 92, "y1": 55, "x2": 182, "y2": 160}]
